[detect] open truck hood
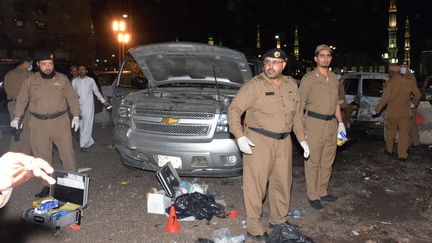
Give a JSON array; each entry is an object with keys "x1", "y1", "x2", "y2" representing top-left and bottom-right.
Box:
[{"x1": 128, "y1": 42, "x2": 252, "y2": 88}]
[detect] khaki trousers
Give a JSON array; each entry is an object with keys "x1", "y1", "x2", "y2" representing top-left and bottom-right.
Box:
[
  {"x1": 385, "y1": 116, "x2": 410, "y2": 159},
  {"x1": 304, "y1": 117, "x2": 337, "y2": 201},
  {"x1": 29, "y1": 114, "x2": 77, "y2": 171},
  {"x1": 408, "y1": 108, "x2": 420, "y2": 146},
  {"x1": 8, "y1": 101, "x2": 32, "y2": 154},
  {"x1": 243, "y1": 129, "x2": 292, "y2": 235}
]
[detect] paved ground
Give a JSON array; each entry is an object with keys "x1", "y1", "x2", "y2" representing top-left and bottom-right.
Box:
[{"x1": 0, "y1": 111, "x2": 431, "y2": 242}]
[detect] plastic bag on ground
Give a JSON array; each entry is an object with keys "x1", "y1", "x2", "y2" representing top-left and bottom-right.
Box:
[
  {"x1": 167, "y1": 192, "x2": 225, "y2": 220},
  {"x1": 267, "y1": 222, "x2": 315, "y2": 243}
]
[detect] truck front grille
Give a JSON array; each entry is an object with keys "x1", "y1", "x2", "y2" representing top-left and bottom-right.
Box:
[
  {"x1": 134, "y1": 108, "x2": 214, "y2": 119},
  {"x1": 134, "y1": 121, "x2": 211, "y2": 136}
]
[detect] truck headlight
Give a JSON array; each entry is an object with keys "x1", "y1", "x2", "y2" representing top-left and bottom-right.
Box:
[
  {"x1": 216, "y1": 114, "x2": 228, "y2": 133},
  {"x1": 117, "y1": 106, "x2": 131, "y2": 126}
]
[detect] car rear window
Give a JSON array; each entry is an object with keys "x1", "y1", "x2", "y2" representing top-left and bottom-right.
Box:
[
  {"x1": 363, "y1": 78, "x2": 385, "y2": 97},
  {"x1": 344, "y1": 78, "x2": 359, "y2": 95}
]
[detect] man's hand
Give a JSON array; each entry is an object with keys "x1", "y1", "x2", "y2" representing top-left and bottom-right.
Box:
[
  {"x1": 299, "y1": 141, "x2": 310, "y2": 159},
  {"x1": 10, "y1": 118, "x2": 22, "y2": 130},
  {"x1": 337, "y1": 123, "x2": 346, "y2": 136},
  {"x1": 237, "y1": 136, "x2": 255, "y2": 155},
  {"x1": 104, "y1": 102, "x2": 112, "y2": 111},
  {"x1": 0, "y1": 152, "x2": 56, "y2": 191},
  {"x1": 71, "y1": 116, "x2": 80, "y2": 132},
  {"x1": 371, "y1": 111, "x2": 380, "y2": 118}
]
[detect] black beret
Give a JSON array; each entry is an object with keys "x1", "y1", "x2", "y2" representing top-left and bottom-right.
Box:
[
  {"x1": 262, "y1": 48, "x2": 287, "y2": 61},
  {"x1": 35, "y1": 52, "x2": 54, "y2": 61}
]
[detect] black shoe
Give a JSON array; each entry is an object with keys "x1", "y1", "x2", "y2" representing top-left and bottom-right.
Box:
[
  {"x1": 399, "y1": 158, "x2": 407, "y2": 162},
  {"x1": 309, "y1": 199, "x2": 324, "y2": 210},
  {"x1": 321, "y1": 194, "x2": 338, "y2": 202},
  {"x1": 247, "y1": 232, "x2": 269, "y2": 242},
  {"x1": 35, "y1": 186, "x2": 50, "y2": 198}
]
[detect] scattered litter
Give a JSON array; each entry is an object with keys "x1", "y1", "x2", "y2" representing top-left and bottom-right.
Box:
[
  {"x1": 77, "y1": 167, "x2": 92, "y2": 173},
  {"x1": 267, "y1": 222, "x2": 314, "y2": 243},
  {"x1": 385, "y1": 189, "x2": 394, "y2": 193},
  {"x1": 195, "y1": 238, "x2": 214, "y2": 243},
  {"x1": 380, "y1": 221, "x2": 392, "y2": 225},
  {"x1": 352, "y1": 230, "x2": 360, "y2": 236},
  {"x1": 212, "y1": 227, "x2": 244, "y2": 243},
  {"x1": 364, "y1": 177, "x2": 370, "y2": 181},
  {"x1": 228, "y1": 210, "x2": 237, "y2": 218},
  {"x1": 120, "y1": 179, "x2": 129, "y2": 185},
  {"x1": 289, "y1": 210, "x2": 302, "y2": 219},
  {"x1": 103, "y1": 144, "x2": 115, "y2": 150},
  {"x1": 69, "y1": 224, "x2": 81, "y2": 230},
  {"x1": 240, "y1": 220, "x2": 247, "y2": 229}
]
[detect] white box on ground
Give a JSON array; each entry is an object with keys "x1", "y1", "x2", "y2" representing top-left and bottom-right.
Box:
[{"x1": 147, "y1": 193, "x2": 171, "y2": 215}]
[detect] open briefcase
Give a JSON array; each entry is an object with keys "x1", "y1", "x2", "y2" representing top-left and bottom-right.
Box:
[{"x1": 22, "y1": 170, "x2": 90, "y2": 229}]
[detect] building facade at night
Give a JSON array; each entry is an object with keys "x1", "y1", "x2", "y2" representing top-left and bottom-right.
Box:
[{"x1": 0, "y1": 0, "x2": 95, "y2": 64}]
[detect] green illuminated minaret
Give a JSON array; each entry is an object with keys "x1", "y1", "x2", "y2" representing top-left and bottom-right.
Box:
[
  {"x1": 387, "y1": 0, "x2": 398, "y2": 63},
  {"x1": 403, "y1": 16, "x2": 411, "y2": 67},
  {"x1": 294, "y1": 26, "x2": 299, "y2": 61}
]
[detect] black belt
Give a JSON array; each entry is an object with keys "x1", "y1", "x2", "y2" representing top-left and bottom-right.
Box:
[
  {"x1": 307, "y1": 111, "x2": 335, "y2": 121},
  {"x1": 249, "y1": 127, "x2": 290, "y2": 140},
  {"x1": 30, "y1": 110, "x2": 67, "y2": 120}
]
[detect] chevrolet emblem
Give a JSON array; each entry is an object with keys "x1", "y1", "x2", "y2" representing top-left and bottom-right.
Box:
[{"x1": 161, "y1": 117, "x2": 179, "y2": 124}]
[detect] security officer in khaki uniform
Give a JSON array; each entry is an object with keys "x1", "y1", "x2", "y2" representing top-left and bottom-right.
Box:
[
  {"x1": 299, "y1": 44, "x2": 345, "y2": 210},
  {"x1": 4, "y1": 55, "x2": 33, "y2": 154},
  {"x1": 11, "y1": 52, "x2": 80, "y2": 197},
  {"x1": 228, "y1": 48, "x2": 309, "y2": 241},
  {"x1": 375, "y1": 64, "x2": 421, "y2": 162}
]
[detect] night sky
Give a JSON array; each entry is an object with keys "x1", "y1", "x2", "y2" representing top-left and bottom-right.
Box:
[{"x1": 92, "y1": 0, "x2": 432, "y2": 62}]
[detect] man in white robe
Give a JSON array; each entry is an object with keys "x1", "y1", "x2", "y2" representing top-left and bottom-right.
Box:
[{"x1": 72, "y1": 65, "x2": 110, "y2": 152}]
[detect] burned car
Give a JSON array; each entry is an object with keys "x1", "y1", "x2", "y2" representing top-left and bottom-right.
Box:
[{"x1": 112, "y1": 42, "x2": 253, "y2": 177}]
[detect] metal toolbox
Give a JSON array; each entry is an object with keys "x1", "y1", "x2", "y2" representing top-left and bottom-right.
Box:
[{"x1": 22, "y1": 170, "x2": 90, "y2": 229}]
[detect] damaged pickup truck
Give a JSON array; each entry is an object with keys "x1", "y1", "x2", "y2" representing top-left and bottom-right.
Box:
[{"x1": 111, "y1": 42, "x2": 253, "y2": 177}]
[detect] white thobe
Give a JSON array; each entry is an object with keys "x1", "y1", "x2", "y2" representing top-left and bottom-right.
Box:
[{"x1": 72, "y1": 76, "x2": 105, "y2": 148}]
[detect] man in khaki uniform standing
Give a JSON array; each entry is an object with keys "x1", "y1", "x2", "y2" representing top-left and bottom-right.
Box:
[
  {"x1": 11, "y1": 52, "x2": 80, "y2": 197},
  {"x1": 375, "y1": 64, "x2": 421, "y2": 162},
  {"x1": 228, "y1": 48, "x2": 309, "y2": 241},
  {"x1": 299, "y1": 44, "x2": 345, "y2": 210},
  {"x1": 4, "y1": 56, "x2": 33, "y2": 154}
]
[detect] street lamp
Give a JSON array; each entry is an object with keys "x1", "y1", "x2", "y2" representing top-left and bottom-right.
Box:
[
  {"x1": 112, "y1": 19, "x2": 129, "y2": 69},
  {"x1": 275, "y1": 35, "x2": 280, "y2": 48}
]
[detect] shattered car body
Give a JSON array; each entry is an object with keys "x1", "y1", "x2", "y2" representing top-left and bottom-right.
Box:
[{"x1": 112, "y1": 42, "x2": 252, "y2": 177}]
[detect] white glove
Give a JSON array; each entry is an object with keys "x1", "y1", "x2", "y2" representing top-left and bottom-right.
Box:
[
  {"x1": 10, "y1": 118, "x2": 20, "y2": 129},
  {"x1": 410, "y1": 102, "x2": 415, "y2": 109},
  {"x1": 71, "y1": 116, "x2": 80, "y2": 132},
  {"x1": 299, "y1": 141, "x2": 310, "y2": 158},
  {"x1": 237, "y1": 136, "x2": 255, "y2": 155},
  {"x1": 337, "y1": 122, "x2": 346, "y2": 136}
]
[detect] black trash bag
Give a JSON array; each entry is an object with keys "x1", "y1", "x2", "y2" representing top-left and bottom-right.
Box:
[
  {"x1": 167, "y1": 192, "x2": 225, "y2": 220},
  {"x1": 267, "y1": 223, "x2": 315, "y2": 243}
]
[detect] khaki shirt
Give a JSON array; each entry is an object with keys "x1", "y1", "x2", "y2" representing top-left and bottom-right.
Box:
[
  {"x1": 228, "y1": 73, "x2": 305, "y2": 141},
  {"x1": 14, "y1": 72, "x2": 80, "y2": 118},
  {"x1": 4, "y1": 67, "x2": 31, "y2": 100},
  {"x1": 299, "y1": 68, "x2": 339, "y2": 116},
  {"x1": 376, "y1": 74, "x2": 421, "y2": 118}
]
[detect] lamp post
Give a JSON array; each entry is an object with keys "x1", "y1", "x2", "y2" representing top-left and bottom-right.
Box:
[{"x1": 112, "y1": 19, "x2": 130, "y2": 70}]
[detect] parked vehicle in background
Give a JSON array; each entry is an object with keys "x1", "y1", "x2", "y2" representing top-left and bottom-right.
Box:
[
  {"x1": 95, "y1": 71, "x2": 118, "y2": 102},
  {"x1": 112, "y1": 42, "x2": 252, "y2": 177},
  {"x1": 341, "y1": 72, "x2": 389, "y2": 126}
]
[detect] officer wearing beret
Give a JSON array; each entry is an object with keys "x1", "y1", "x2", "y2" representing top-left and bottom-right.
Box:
[
  {"x1": 375, "y1": 64, "x2": 421, "y2": 162},
  {"x1": 4, "y1": 55, "x2": 33, "y2": 154},
  {"x1": 228, "y1": 48, "x2": 309, "y2": 241},
  {"x1": 11, "y1": 52, "x2": 80, "y2": 197},
  {"x1": 299, "y1": 44, "x2": 344, "y2": 210}
]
